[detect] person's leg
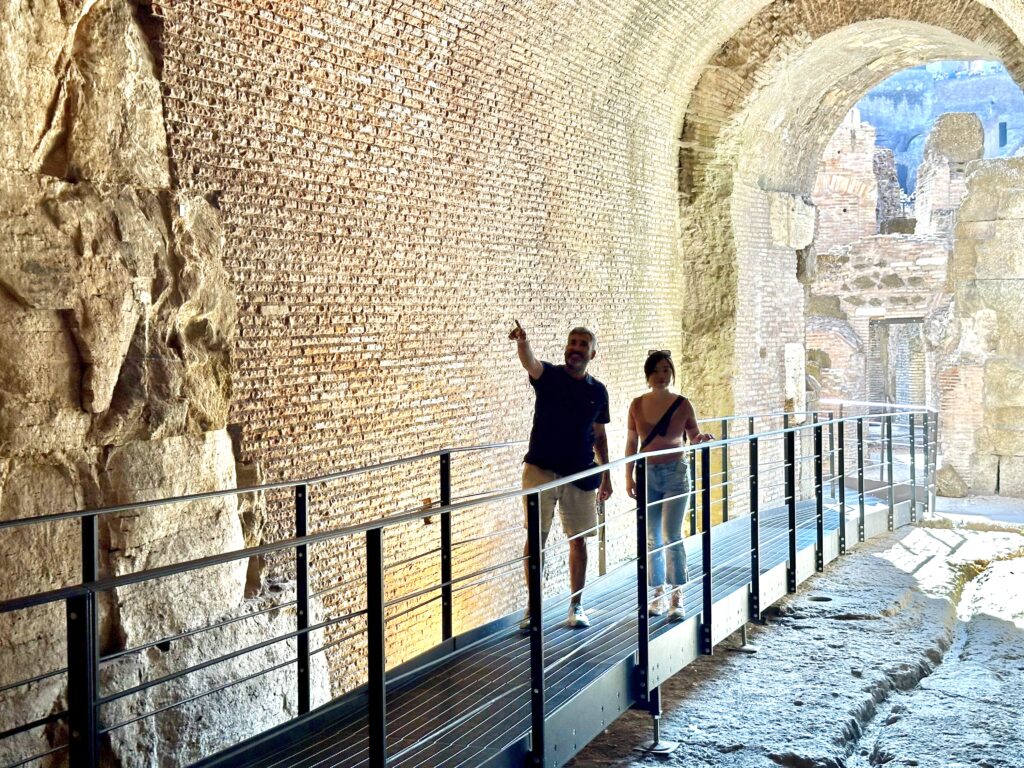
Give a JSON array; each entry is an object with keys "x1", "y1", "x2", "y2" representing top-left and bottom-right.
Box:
[
  {"x1": 568, "y1": 537, "x2": 587, "y2": 606},
  {"x1": 522, "y1": 464, "x2": 556, "y2": 606},
  {"x1": 561, "y1": 485, "x2": 597, "y2": 626},
  {"x1": 646, "y1": 466, "x2": 667, "y2": 589},
  {"x1": 664, "y1": 465, "x2": 691, "y2": 614}
]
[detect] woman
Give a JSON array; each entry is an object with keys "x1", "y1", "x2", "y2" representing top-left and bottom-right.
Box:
[{"x1": 625, "y1": 350, "x2": 713, "y2": 620}]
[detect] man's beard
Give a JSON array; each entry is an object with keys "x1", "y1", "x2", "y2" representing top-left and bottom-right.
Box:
[{"x1": 565, "y1": 352, "x2": 588, "y2": 373}]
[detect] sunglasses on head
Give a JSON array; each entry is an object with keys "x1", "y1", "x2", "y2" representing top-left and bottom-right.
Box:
[{"x1": 647, "y1": 349, "x2": 671, "y2": 358}]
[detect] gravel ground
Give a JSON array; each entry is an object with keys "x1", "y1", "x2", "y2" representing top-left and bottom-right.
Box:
[{"x1": 569, "y1": 514, "x2": 1024, "y2": 768}]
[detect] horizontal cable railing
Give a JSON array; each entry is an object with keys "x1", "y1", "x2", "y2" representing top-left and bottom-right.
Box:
[{"x1": 0, "y1": 403, "x2": 938, "y2": 768}]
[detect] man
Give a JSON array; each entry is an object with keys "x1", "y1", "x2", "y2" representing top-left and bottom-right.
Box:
[{"x1": 509, "y1": 322, "x2": 613, "y2": 629}]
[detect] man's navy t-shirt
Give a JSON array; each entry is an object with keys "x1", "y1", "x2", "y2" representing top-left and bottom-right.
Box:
[{"x1": 524, "y1": 361, "x2": 610, "y2": 476}]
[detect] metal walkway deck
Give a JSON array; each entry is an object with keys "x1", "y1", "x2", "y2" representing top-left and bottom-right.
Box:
[{"x1": 201, "y1": 491, "x2": 905, "y2": 768}]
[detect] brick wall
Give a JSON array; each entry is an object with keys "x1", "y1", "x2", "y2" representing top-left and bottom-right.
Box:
[
  {"x1": 151, "y1": 0, "x2": 1024, "y2": 692},
  {"x1": 157, "y1": 0, "x2": 708, "y2": 689},
  {"x1": 812, "y1": 114, "x2": 880, "y2": 254}
]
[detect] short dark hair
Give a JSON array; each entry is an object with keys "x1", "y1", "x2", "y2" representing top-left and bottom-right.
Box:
[
  {"x1": 568, "y1": 326, "x2": 596, "y2": 349},
  {"x1": 644, "y1": 350, "x2": 675, "y2": 383}
]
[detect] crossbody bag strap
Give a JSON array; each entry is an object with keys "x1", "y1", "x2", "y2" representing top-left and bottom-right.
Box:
[{"x1": 639, "y1": 396, "x2": 686, "y2": 450}]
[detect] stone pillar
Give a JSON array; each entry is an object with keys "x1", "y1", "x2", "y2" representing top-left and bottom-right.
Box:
[
  {"x1": 938, "y1": 157, "x2": 1024, "y2": 497},
  {"x1": 915, "y1": 113, "x2": 984, "y2": 241}
]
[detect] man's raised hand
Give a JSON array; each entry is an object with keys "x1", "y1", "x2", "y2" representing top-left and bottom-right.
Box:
[{"x1": 508, "y1": 319, "x2": 526, "y2": 342}]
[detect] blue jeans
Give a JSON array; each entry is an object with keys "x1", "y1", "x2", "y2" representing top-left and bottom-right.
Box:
[{"x1": 645, "y1": 459, "x2": 690, "y2": 586}]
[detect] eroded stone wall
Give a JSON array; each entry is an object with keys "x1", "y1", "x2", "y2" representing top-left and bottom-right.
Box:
[
  {"x1": 937, "y1": 158, "x2": 1024, "y2": 496},
  {"x1": 0, "y1": 2, "x2": 326, "y2": 765},
  {"x1": 916, "y1": 113, "x2": 984, "y2": 239}
]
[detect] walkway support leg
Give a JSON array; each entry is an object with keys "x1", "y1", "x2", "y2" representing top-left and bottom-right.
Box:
[{"x1": 634, "y1": 687, "x2": 679, "y2": 756}]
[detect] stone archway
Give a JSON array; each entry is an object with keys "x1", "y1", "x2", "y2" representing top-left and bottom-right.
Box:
[{"x1": 676, "y1": 0, "x2": 1024, "y2": 419}]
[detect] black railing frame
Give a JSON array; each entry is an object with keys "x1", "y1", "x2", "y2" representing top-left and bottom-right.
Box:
[{"x1": 0, "y1": 404, "x2": 939, "y2": 768}]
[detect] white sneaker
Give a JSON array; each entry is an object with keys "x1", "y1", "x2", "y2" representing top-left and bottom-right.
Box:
[
  {"x1": 566, "y1": 603, "x2": 590, "y2": 628},
  {"x1": 519, "y1": 610, "x2": 531, "y2": 634},
  {"x1": 649, "y1": 585, "x2": 668, "y2": 617}
]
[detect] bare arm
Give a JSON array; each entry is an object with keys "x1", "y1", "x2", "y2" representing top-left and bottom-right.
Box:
[
  {"x1": 624, "y1": 402, "x2": 639, "y2": 499},
  {"x1": 508, "y1": 321, "x2": 543, "y2": 380},
  {"x1": 593, "y1": 422, "x2": 613, "y2": 502},
  {"x1": 682, "y1": 400, "x2": 715, "y2": 444}
]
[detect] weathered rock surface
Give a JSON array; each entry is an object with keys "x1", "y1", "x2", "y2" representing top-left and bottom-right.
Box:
[
  {"x1": 923, "y1": 112, "x2": 985, "y2": 165},
  {"x1": 0, "y1": 1, "x2": 287, "y2": 764},
  {"x1": 101, "y1": 430, "x2": 247, "y2": 648},
  {"x1": 938, "y1": 158, "x2": 1024, "y2": 496},
  {"x1": 936, "y1": 463, "x2": 969, "y2": 498},
  {"x1": 101, "y1": 589, "x2": 331, "y2": 768},
  {"x1": 864, "y1": 558, "x2": 1024, "y2": 768},
  {"x1": 570, "y1": 524, "x2": 1024, "y2": 768}
]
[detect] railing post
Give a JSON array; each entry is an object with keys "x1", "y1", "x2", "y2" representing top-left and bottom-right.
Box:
[
  {"x1": 749, "y1": 436, "x2": 761, "y2": 622},
  {"x1": 366, "y1": 528, "x2": 386, "y2": 768},
  {"x1": 925, "y1": 411, "x2": 933, "y2": 520},
  {"x1": 295, "y1": 484, "x2": 311, "y2": 715},
  {"x1": 785, "y1": 427, "x2": 797, "y2": 593},
  {"x1": 688, "y1": 451, "x2": 697, "y2": 537},
  {"x1": 635, "y1": 458, "x2": 650, "y2": 705},
  {"x1": 598, "y1": 499, "x2": 608, "y2": 577},
  {"x1": 81, "y1": 514, "x2": 99, "y2": 583},
  {"x1": 838, "y1": 419, "x2": 847, "y2": 554},
  {"x1": 526, "y1": 492, "x2": 545, "y2": 766},
  {"x1": 886, "y1": 415, "x2": 895, "y2": 531},
  {"x1": 700, "y1": 446, "x2": 713, "y2": 655},
  {"x1": 828, "y1": 411, "x2": 836, "y2": 500},
  {"x1": 814, "y1": 422, "x2": 824, "y2": 572},
  {"x1": 67, "y1": 592, "x2": 99, "y2": 768},
  {"x1": 922, "y1": 413, "x2": 930, "y2": 518},
  {"x1": 909, "y1": 414, "x2": 917, "y2": 524},
  {"x1": 439, "y1": 452, "x2": 453, "y2": 642},
  {"x1": 857, "y1": 417, "x2": 866, "y2": 543},
  {"x1": 720, "y1": 419, "x2": 729, "y2": 521}
]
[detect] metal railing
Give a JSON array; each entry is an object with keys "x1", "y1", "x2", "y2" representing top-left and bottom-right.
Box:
[{"x1": 0, "y1": 403, "x2": 938, "y2": 768}]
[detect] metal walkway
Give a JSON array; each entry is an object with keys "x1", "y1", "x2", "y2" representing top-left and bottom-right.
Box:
[
  {"x1": 200, "y1": 492, "x2": 902, "y2": 768},
  {"x1": 0, "y1": 406, "x2": 936, "y2": 768}
]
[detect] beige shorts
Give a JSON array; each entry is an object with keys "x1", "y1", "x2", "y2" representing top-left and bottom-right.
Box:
[{"x1": 522, "y1": 463, "x2": 598, "y2": 538}]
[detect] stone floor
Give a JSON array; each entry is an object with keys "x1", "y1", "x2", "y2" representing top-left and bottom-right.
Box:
[{"x1": 569, "y1": 499, "x2": 1024, "y2": 768}]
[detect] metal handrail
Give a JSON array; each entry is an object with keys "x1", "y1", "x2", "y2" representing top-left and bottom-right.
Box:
[{"x1": 0, "y1": 407, "x2": 898, "y2": 533}]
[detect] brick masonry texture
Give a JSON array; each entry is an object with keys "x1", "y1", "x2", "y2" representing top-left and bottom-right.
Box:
[{"x1": 150, "y1": 0, "x2": 1024, "y2": 692}]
